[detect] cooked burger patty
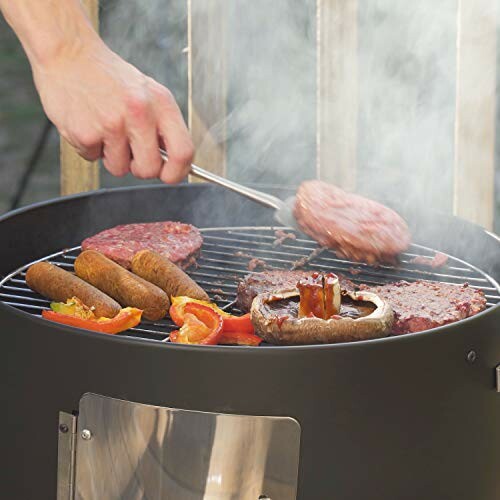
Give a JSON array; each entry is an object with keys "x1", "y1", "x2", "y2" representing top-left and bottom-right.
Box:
[
  {"x1": 359, "y1": 280, "x2": 486, "y2": 334},
  {"x1": 293, "y1": 180, "x2": 411, "y2": 264},
  {"x1": 236, "y1": 270, "x2": 357, "y2": 312},
  {"x1": 82, "y1": 221, "x2": 202, "y2": 269}
]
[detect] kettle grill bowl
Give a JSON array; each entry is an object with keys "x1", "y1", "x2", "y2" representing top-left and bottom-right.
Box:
[{"x1": 1, "y1": 184, "x2": 499, "y2": 500}]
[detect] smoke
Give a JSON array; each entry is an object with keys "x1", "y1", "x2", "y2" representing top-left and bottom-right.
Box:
[
  {"x1": 100, "y1": 0, "x2": 188, "y2": 112},
  {"x1": 357, "y1": 0, "x2": 458, "y2": 214},
  {"x1": 100, "y1": 0, "x2": 498, "y2": 228},
  {"x1": 224, "y1": 0, "x2": 316, "y2": 186}
]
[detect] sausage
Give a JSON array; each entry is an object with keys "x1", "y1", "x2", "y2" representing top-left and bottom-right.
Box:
[
  {"x1": 25, "y1": 261, "x2": 121, "y2": 318},
  {"x1": 131, "y1": 250, "x2": 209, "y2": 301},
  {"x1": 74, "y1": 250, "x2": 170, "y2": 321}
]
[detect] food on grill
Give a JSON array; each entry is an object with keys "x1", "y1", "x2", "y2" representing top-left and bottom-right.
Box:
[
  {"x1": 170, "y1": 302, "x2": 223, "y2": 345},
  {"x1": 234, "y1": 251, "x2": 270, "y2": 271},
  {"x1": 131, "y1": 250, "x2": 209, "y2": 301},
  {"x1": 42, "y1": 297, "x2": 142, "y2": 334},
  {"x1": 221, "y1": 313, "x2": 255, "y2": 336},
  {"x1": 273, "y1": 229, "x2": 296, "y2": 247},
  {"x1": 236, "y1": 270, "x2": 357, "y2": 312},
  {"x1": 410, "y1": 252, "x2": 449, "y2": 268},
  {"x1": 251, "y1": 276, "x2": 394, "y2": 345},
  {"x1": 170, "y1": 296, "x2": 230, "y2": 325},
  {"x1": 74, "y1": 250, "x2": 170, "y2": 321},
  {"x1": 82, "y1": 221, "x2": 203, "y2": 269},
  {"x1": 291, "y1": 247, "x2": 325, "y2": 270},
  {"x1": 169, "y1": 296, "x2": 262, "y2": 346},
  {"x1": 247, "y1": 258, "x2": 268, "y2": 271},
  {"x1": 219, "y1": 328, "x2": 262, "y2": 346},
  {"x1": 293, "y1": 180, "x2": 411, "y2": 264},
  {"x1": 26, "y1": 262, "x2": 121, "y2": 318},
  {"x1": 297, "y1": 273, "x2": 341, "y2": 319},
  {"x1": 359, "y1": 280, "x2": 487, "y2": 334}
]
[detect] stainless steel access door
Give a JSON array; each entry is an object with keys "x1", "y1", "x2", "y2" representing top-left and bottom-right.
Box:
[{"x1": 58, "y1": 393, "x2": 301, "y2": 500}]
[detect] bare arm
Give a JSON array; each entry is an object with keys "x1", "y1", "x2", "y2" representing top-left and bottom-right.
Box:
[{"x1": 0, "y1": 0, "x2": 193, "y2": 183}]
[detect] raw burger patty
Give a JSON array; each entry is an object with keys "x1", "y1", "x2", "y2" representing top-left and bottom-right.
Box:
[
  {"x1": 359, "y1": 280, "x2": 486, "y2": 334},
  {"x1": 236, "y1": 270, "x2": 357, "y2": 312},
  {"x1": 294, "y1": 180, "x2": 411, "y2": 264},
  {"x1": 82, "y1": 222, "x2": 203, "y2": 269}
]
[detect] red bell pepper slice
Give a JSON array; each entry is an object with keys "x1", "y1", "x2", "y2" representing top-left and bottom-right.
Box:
[
  {"x1": 170, "y1": 297, "x2": 255, "y2": 335},
  {"x1": 42, "y1": 307, "x2": 142, "y2": 334},
  {"x1": 169, "y1": 302, "x2": 223, "y2": 345},
  {"x1": 169, "y1": 296, "x2": 230, "y2": 327},
  {"x1": 219, "y1": 330, "x2": 262, "y2": 346},
  {"x1": 221, "y1": 313, "x2": 254, "y2": 334}
]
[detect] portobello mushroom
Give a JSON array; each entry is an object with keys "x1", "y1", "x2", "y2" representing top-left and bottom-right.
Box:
[{"x1": 251, "y1": 288, "x2": 394, "y2": 345}]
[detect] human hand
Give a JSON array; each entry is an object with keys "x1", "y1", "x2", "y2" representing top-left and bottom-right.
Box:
[{"x1": 32, "y1": 39, "x2": 193, "y2": 183}]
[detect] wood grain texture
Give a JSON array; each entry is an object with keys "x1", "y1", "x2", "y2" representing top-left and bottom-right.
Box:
[
  {"x1": 316, "y1": 0, "x2": 358, "y2": 190},
  {"x1": 453, "y1": 0, "x2": 497, "y2": 230},
  {"x1": 60, "y1": 0, "x2": 100, "y2": 196},
  {"x1": 187, "y1": 0, "x2": 228, "y2": 179}
]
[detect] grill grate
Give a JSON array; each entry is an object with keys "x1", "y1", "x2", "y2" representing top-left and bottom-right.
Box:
[{"x1": 1, "y1": 226, "x2": 499, "y2": 344}]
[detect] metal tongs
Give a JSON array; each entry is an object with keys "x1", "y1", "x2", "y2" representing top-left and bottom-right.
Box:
[{"x1": 160, "y1": 149, "x2": 297, "y2": 228}]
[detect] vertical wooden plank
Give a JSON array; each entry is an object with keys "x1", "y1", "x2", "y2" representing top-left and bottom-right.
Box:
[
  {"x1": 316, "y1": 0, "x2": 358, "y2": 190},
  {"x1": 187, "y1": 0, "x2": 228, "y2": 178},
  {"x1": 60, "y1": 0, "x2": 100, "y2": 195},
  {"x1": 453, "y1": 0, "x2": 497, "y2": 230}
]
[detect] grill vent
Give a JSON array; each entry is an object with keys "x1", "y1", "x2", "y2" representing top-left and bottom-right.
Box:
[{"x1": 1, "y1": 227, "x2": 498, "y2": 344}]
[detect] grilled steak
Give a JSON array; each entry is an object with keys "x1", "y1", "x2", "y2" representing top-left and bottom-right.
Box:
[
  {"x1": 236, "y1": 270, "x2": 357, "y2": 312},
  {"x1": 82, "y1": 222, "x2": 203, "y2": 269},
  {"x1": 293, "y1": 180, "x2": 411, "y2": 264},
  {"x1": 359, "y1": 280, "x2": 486, "y2": 334}
]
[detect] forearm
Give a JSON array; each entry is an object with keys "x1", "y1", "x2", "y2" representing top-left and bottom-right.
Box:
[{"x1": 0, "y1": 0, "x2": 101, "y2": 68}]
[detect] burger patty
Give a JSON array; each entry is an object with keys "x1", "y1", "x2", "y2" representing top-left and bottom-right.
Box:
[
  {"x1": 293, "y1": 180, "x2": 411, "y2": 264},
  {"x1": 359, "y1": 280, "x2": 487, "y2": 334},
  {"x1": 82, "y1": 222, "x2": 203, "y2": 269},
  {"x1": 236, "y1": 270, "x2": 357, "y2": 312}
]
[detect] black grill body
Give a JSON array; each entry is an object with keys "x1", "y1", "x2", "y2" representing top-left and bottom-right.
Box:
[{"x1": 1, "y1": 184, "x2": 499, "y2": 500}]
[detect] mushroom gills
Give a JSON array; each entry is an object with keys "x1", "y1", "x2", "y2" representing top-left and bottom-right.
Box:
[{"x1": 265, "y1": 295, "x2": 376, "y2": 321}]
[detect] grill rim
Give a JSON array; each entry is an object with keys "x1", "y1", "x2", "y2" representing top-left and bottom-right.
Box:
[{"x1": 1, "y1": 224, "x2": 498, "y2": 351}]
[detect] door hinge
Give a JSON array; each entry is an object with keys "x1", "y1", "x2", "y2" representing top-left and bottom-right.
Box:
[{"x1": 57, "y1": 411, "x2": 77, "y2": 500}]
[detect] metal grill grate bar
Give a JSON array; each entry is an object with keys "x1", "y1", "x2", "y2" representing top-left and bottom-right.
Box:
[
  {"x1": 0, "y1": 293, "x2": 48, "y2": 303},
  {"x1": 202, "y1": 241, "x2": 486, "y2": 283},
  {"x1": 3, "y1": 302, "x2": 48, "y2": 311}
]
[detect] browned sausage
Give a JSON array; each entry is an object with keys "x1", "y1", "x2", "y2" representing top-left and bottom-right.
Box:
[
  {"x1": 74, "y1": 250, "x2": 170, "y2": 321},
  {"x1": 26, "y1": 261, "x2": 121, "y2": 318},
  {"x1": 131, "y1": 250, "x2": 209, "y2": 301}
]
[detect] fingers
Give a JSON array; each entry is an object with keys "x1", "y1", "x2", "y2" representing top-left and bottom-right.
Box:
[
  {"x1": 152, "y1": 85, "x2": 194, "y2": 184},
  {"x1": 67, "y1": 81, "x2": 193, "y2": 184},
  {"x1": 125, "y1": 92, "x2": 164, "y2": 179},
  {"x1": 77, "y1": 143, "x2": 103, "y2": 162},
  {"x1": 102, "y1": 136, "x2": 131, "y2": 177},
  {"x1": 66, "y1": 131, "x2": 103, "y2": 162}
]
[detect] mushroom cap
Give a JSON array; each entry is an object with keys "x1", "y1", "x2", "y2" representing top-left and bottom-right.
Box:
[{"x1": 251, "y1": 289, "x2": 394, "y2": 345}]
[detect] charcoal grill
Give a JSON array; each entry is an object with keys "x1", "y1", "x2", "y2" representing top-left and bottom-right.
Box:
[{"x1": 1, "y1": 184, "x2": 499, "y2": 500}]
